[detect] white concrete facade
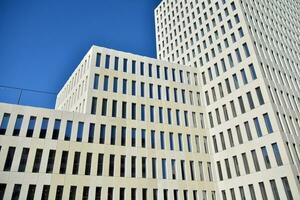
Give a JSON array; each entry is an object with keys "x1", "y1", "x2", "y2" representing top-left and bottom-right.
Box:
[
  {"x1": 155, "y1": 0, "x2": 300, "y2": 199},
  {"x1": 0, "y1": 0, "x2": 299, "y2": 199}
]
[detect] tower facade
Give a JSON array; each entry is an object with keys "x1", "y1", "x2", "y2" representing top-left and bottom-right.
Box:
[{"x1": 155, "y1": 0, "x2": 300, "y2": 199}]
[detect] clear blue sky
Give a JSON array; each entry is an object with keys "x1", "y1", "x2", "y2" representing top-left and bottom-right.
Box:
[{"x1": 0, "y1": 0, "x2": 161, "y2": 108}]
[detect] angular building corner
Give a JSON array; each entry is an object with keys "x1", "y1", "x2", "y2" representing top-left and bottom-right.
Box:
[{"x1": 0, "y1": 0, "x2": 299, "y2": 199}]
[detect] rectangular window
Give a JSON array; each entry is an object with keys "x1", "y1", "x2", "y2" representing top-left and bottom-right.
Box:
[
  {"x1": 162, "y1": 158, "x2": 167, "y2": 179},
  {"x1": 120, "y1": 155, "x2": 125, "y2": 177},
  {"x1": 65, "y1": 120, "x2": 72, "y2": 141},
  {"x1": 113, "y1": 77, "x2": 118, "y2": 93},
  {"x1": 160, "y1": 131, "x2": 165, "y2": 150},
  {"x1": 131, "y1": 188, "x2": 136, "y2": 200},
  {"x1": 141, "y1": 82, "x2": 145, "y2": 97},
  {"x1": 243, "y1": 43, "x2": 250, "y2": 57},
  {"x1": 109, "y1": 154, "x2": 115, "y2": 176},
  {"x1": 95, "y1": 187, "x2": 102, "y2": 200},
  {"x1": 131, "y1": 128, "x2": 136, "y2": 147},
  {"x1": 259, "y1": 182, "x2": 268, "y2": 200},
  {"x1": 141, "y1": 129, "x2": 146, "y2": 148},
  {"x1": 32, "y1": 149, "x2": 43, "y2": 173},
  {"x1": 270, "y1": 179, "x2": 280, "y2": 200},
  {"x1": 114, "y1": 56, "x2": 119, "y2": 70},
  {"x1": 91, "y1": 97, "x2": 98, "y2": 115},
  {"x1": 72, "y1": 152, "x2": 80, "y2": 174},
  {"x1": 242, "y1": 153, "x2": 250, "y2": 174},
  {"x1": 52, "y1": 119, "x2": 61, "y2": 139},
  {"x1": 120, "y1": 188, "x2": 125, "y2": 200},
  {"x1": 122, "y1": 101, "x2": 127, "y2": 118},
  {"x1": 282, "y1": 177, "x2": 294, "y2": 200},
  {"x1": 76, "y1": 122, "x2": 84, "y2": 142},
  {"x1": 142, "y1": 157, "x2": 147, "y2": 178},
  {"x1": 85, "y1": 152, "x2": 92, "y2": 175},
  {"x1": 101, "y1": 98, "x2": 107, "y2": 116},
  {"x1": 121, "y1": 127, "x2": 126, "y2": 146},
  {"x1": 107, "y1": 187, "x2": 114, "y2": 200},
  {"x1": 55, "y1": 185, "x2": 64, "y2": 200},
  {"x1": 131, "y1": 103, "x2": 136, "y2": 120},
  {"x1": 123, "y1": 58, "x2": 128, "y2": 72},
  {"x1": 263, "y1": 113, "x2": 273, "y2": 133},
  {"x1": 132, "y1": 80, "x2": 136, "y2": 96},
  {"x1": 103, "y1": 76, "x2": 109, "y2": 91},
  {"x1": 99, "y1": 124, "x2": 106, "y2": 144},
  {"x1": 12, "y1": 184, "x2": 22, "y2": 200},
  {"x1": 150, "y1": 106, "x2": 154, "y2": 122},
  {"x1": 151, "y1": 130, "x2": 155, "y2": 149},
  {"x1": 26, "y1": 184, "x2": 36, "y2": 200},
  {"x1": 59, "y1": 151, "x2": 68, "y2": 174},
  {"x1": 131, "y1": 156, "x2": 136, "y2": 177},
  {"x1": 4, "y1": 146, "x2": 15, "y2": 171},
  {"x1": 261, "y1": 146, "x2": 271, "y2": 169},
  {"x1": 140, "y1": 62, "x2": 144, "y2": 75},
  {"x1": 251, "y1": 150, "x2": 260, "y2": 171},
  {"x1": 181, "y1": 160, "x2": 185, "y2": 180},
  {"x1": 105, "y1": 55, "x2": 110, "y2": 68},
  {"x1": 95, "y1": 53, "x2": 101, "y2": 67},
  {"x1": 141, "y1": 104, "x2": 145, "y2": 121},
  {"x1": 69, "y1": 186, "x2": 76, "y2": 200},
  {"x1": 152, "y1": 158, "x2": 157, "y2": 178},
  {"x1": 93, "y1": 74, "x2": 99, "y2": 89},
  {"x1": 249, "y1": 64, "x2": 257, "y2": 80},
  {"x1": 256, "y1": 87, "x2": 265, "y2": 105},
  {"x1": 122, "y1": 79, "x2": 127, "y2": 94},
  {"x1": 254, "y1": 117, "x2": 263, "y2": 137},
  {"x1": 272, "y1": 143, "x2": 283, "y2": 166},
  {"x1": 26, "y1": 116, "x2": 36, "y2": 137},
  {"x1": 41, "y1": 185, "x2": 50, "y2": 200},
  {"x1": 97, "y1": 153, "x2": 104, "y2": 176},
  {"x1": 111, "y1": 100, "x2": 117, "y2": 117},
  {"x1": 46, "y1": 149, "x2": 56, "y2": 173},
  {"x1": 110, "y1": 125, "x2": 116, "y2": 145},
  {"x1": 18, "y1": 148, "x2": 30, "y2": 172},
  {"x1": 13, "y1": 114, "x2": 23, "y2": 136}
]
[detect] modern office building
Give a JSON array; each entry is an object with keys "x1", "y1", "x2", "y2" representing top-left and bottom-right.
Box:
[{"x1": 0, "y1": 0, "x2": 299, "y2": 200}]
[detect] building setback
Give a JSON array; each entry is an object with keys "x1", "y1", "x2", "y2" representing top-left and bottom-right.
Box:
[{"x1": 0, "y1": 0, "x2": 299, "y2": 200}]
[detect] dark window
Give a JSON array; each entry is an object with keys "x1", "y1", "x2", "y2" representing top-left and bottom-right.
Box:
[
  {"x1": 11, "y1": 184, "x2": 21, "y2": 200},
  {"x1": 0, "y1": 184, "x2": 6, "y2": 200},
  {"x1": 85, "y1": 153, "x2": 92, "y2": 175},
  {"x1": 122, "y1": 79, "x2": 127, "y2": 94},
  {"x1": 112, "y1": 100, "x2": 117, "y2": 117},
  {"x1": 282, "y1": 177, "x2": 294, "y2": 200},
  {"x1": 120, "y1": 188, "x2": 125, "y2": 200},
  {"x1": 131, "y1": 156, "x2": 136, "y2": 177},
  {"x1": 105, "y1": 55, "x2": 110, "y2": 68},
  {"x1": 97, "y1": 153, "x2": 104, "y2": 176},
  {"x1": 59, "y1": 151, "x2": 68, "y2": 174},
  {"x1": 120, "y1": 155, "x2": 126, "y2": 177},
  {"x1": 113, "y1": 77, "x2": 118, "y2": 93},
  {"x1": 141, "y1": 104, "x2": 145, "y2": 121},
  {"x1": 243, "y1": 43, "x2": 250, "y2": 57},
  {"x1": 162, "y1": 158, "x2": 167, "y2": 179},
  {"x1": 103, "y1": 76, "x2": 109, "y2": 91},
  {"x1": 93, "y1": 74, "x2": 99, "y2": 89},
  {"x1": 131, "y1": 128, "x2": 136, "y2": 147},
  {"x1": 169, "y1": 132, "x2": 174, "y2": 150},
  {"x1": 0, "y1": 113, "x2": 10, "y2": 135},
  {"x1": 18, "y1": 148, "x2": 29, "y2": 172},
  {"x1": 122, "y1": 101, "x2": 127, "y2": 118},
  {"x1": 110, "y1": 125, "x2": 116, "y2": 145},
  {"x1": 82, "y1": 187, "x2": 89, "y2": 200},
  {"x1": 107, "y1": 187, "x2": 114, "y2": 200},
  {"x1": 46, "y1": 150, "x2": 56, "y2": 173},
  {"x1": 41, "y1": 185, "x2": 50, "y2": 200},
  {"x1": 26, "y1": 116, "x2": 36, "y2": 137},
  {"x1": 64, "y1": 120, "x2": 72, "y2": 141},
  {"x1": 152, "y1": 158, "x2": 157, "y2": 178},
  {"x1": 254, "y1": 117, "x2": 263, "y2": 137},
  {"x1": 88, "y1": 123, "x2": 95, "y2": 143},
  {"x1": 32, "y1": 149, "x2": 43, "y2": 173},
  {"x1": 52, "y1": 119, "x2": 61, "y2": 139},
  {"x1": 76, "y1": 122, "x2": 84, "y2": 142},
  {"x1": 132, "y1": 80, "x2": 136, "y2": 96},
  {"x1": 249, "y1": 64, "x2": 257, "y2": 80},
  {"x1": 95, "y1": 53, "x2": 101, "y2": 67},
  {"x1": 256, "y1": 87, "x2": 264, "y2": 105},
  {"x1": 13, "y1": 114, "x2": 23, "y2": 136},
  {"x1": 95, "y1": 187, "x2": 102, "y2": 200},
  {"x1": 26, "y1": 184, "x2": 36, "y2": 200},
  {"x1": 131, "y1": 188, "x2": 136, "y2": 200},
  {"x1": 160, "y1": 131, "x2": 165, "y2": 150},
  {"x1": 114, "y1": 57, "x2": 119, "y2": 70},
  {"x1": 99, "y1": 124, "x2": 106, "y2": 144},
  {"x1": 72, "y1": 152, "x2": 80, "y2": 174},
  {"x1": 142, "y1": 157, "x2": 147, "y2": 178},
  {"x1": 109, "y1": 154, "x2": 115, "y2": 176},
  {"x1": 4, "y1": 146, "x2": 15, "y2": 171},
  {"x1": 55, "y1": 185, "x2": 64, "y2": 200},
  {"x1": 272, "y1": 143, "x2": 283, "y2": 166},
  {"x1": 151, "y1": 130, "x2": 155, "y2": 149},
  {"x1": 121, "y1": 127, "x2": 126, "y2": 146},
  {"x1": 141, "y1": 129, "x2": 146, "y2": 148},
  {"x1": 131, "y1": 103, "x2": 136, "y2": 120},
  {"x1": 39, "y1": 118, "x2": 49, "y2": 138},
  {"x1": 101, "y1": 99, "x2": 108, "y2": 116},
  {"x1": 91, "y1": 97, "x2": 97, "y2": 115},
  {"x1": 263, "y1": 113, "x2": 273, "y2": 133},
  {"x1": 123, "y1": 59, "x2": 128, "y2": 72},
  {"x1": 69, "y1": 186, "x2": 76, "y2": 200}
]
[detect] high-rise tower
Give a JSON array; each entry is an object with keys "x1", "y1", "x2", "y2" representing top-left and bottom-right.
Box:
[{"x1": 155, "y1": 0, "x2": 300, "y2": 199}]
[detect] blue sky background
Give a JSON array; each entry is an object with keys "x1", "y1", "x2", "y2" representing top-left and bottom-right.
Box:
[{"x1": 0, "y1": 0, "x2": 161, "y2": 108}]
